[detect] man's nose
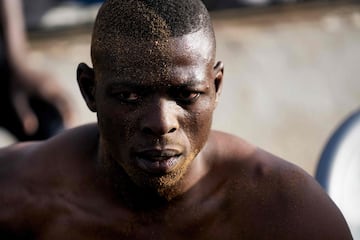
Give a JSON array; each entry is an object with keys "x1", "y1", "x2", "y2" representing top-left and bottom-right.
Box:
[{"x1": 140, "y1": 98, "x2": 179, "y2": 136}]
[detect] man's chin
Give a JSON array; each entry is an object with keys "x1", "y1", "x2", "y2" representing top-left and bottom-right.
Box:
[
  {"x1": 125, "y1": 166, "x2": 187, "y2": 201},
  {"x1": 130, "y1": 151, "x2": 198, "y2": 200},
  {"x1": 137, "y1": 171, "x2": 182, "y2": 191}
]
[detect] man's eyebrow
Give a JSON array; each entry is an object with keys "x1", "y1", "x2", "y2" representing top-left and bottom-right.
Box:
[
  {"x1": 172, "y1": 81, "x2": 206, "y2": 88},
  {"x1": 107, "y1": 82, "x2": 148, "y2": 90},
  {"x1": 107, "y1": 79, "x2": 207, "y2": 89}
]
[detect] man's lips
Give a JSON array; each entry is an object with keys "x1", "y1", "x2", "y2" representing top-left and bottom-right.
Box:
[
  {"x1": 136, "y1": 149, "x2": 181, "y2": 161},
  {"x1": 134, "y1": 149, "x2": 182, "y2": 174}
]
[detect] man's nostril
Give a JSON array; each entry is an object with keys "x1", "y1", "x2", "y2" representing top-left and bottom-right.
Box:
[{"x1": 142, "y1": 127, "x2": 153, "y2": 135}]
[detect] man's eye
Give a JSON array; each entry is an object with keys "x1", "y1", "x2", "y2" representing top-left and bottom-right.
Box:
[
  {"x1": 175, "y1": 91, "x2": 201, "y2": 103},
  {"x1": 115, "y1": 92, "x2": 140, "y2": 102}
]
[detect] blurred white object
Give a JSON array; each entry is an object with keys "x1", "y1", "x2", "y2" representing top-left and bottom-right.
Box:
[
  {"x1": 316, "y1": 110, "x2": 360, "y2": 238},
  {"x1": 0, "y1": 128, "x2": 17, "y2": 148},
  {"x1": 40, "y1": 2, "x2": 101, "y2": 28}
]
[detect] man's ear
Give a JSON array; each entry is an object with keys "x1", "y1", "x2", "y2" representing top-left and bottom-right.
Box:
[
  {"x1": 77, "y1": 63, "x2": 97, "y2": 112},
  {"x1": 213, "y1": 61, "x2": 224, "y2": 104}
]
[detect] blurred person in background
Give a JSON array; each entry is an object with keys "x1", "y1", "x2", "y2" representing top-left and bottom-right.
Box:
[{"x1": 0, "y1": 0, "x2": 73, "y2": 141}]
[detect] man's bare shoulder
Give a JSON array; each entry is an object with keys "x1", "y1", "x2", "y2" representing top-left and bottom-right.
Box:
[
  {"x1": 0, "y1": 124, "x2": 107, "y2": 237},
  {"x1": 1, "y1": 123, "x2": 97, "y2": 152},
  {"x1": 208, "y1": 130, "x2": 319, "y2": 186},
  {"x1": 0, "y1": 123, "x2": 99, "y2": 188},
  {"x1": 206, "y1": 130, "x2": 352, "y2": 239}
]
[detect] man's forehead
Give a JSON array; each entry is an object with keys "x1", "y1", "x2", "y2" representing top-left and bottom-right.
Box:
[
  {"x1": 93, "y1": 30, "x2": 214, "y2": 68},
  {"x1": 106, "y1": 75, "x2": 210, "y2": 91},
  {"x1": 99, "y1": 61, "x2": 210, "y2": 88},
  {"x1": 93, "y1": 30, "x2": 214, "y2": 88},
  {"x1": 167, "y1": 30, "x2": 214, "y2": 63}
]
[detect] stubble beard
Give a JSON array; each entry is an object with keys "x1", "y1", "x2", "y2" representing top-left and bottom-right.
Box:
[
  {"x1": 98, "y1": 144, "x2": 198, "y2": 202},
  {"x1": 121, "y1": 151, "x2": 197, "y2": 201}
]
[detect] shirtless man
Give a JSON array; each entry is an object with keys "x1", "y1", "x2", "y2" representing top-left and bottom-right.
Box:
[{"x1": 0, "y1": 0, "x2": 352, "y2": 239}]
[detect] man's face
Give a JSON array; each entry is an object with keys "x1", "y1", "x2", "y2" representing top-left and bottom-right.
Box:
[{"x1": 84, "y1": 30, "x2": 222, "y2": 192}]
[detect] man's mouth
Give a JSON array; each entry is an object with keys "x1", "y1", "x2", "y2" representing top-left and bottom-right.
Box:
[{"x1": 135, "y1": 149, "x2": 182, "y2": 174}]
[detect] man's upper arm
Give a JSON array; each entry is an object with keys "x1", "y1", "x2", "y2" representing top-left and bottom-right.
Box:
[{"x1": 281, "y1": 165, "x2": 353, "y2": 239}]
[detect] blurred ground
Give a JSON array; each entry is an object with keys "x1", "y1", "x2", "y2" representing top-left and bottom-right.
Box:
[{"x1": 0, "y1": 2, "x2": 359, "y2": 176}]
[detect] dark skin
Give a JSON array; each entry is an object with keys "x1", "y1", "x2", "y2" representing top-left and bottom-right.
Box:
[{"x1": 0, "y1": 29, "x2": 352, "y2": 239}]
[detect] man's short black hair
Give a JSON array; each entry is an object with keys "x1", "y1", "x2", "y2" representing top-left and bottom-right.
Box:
[
  {"x1": 93, "y1": 0, "x2": 212, "y2": 38},
  {"x1": 91, "y1": 0, "x2": 215, "y2": 63}
]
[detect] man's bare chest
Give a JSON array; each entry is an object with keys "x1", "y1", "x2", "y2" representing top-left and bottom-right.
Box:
[
  {"x1": 39, "y1": 204, "x2": 239, "y2": 240},
  {"x1": 1, "y1": 188, "x2": 248, "y2": 240}
]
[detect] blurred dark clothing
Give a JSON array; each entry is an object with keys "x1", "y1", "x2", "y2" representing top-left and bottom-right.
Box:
[{"x1": 0, "y1": 71, "x2": 64, "y2": 141}]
